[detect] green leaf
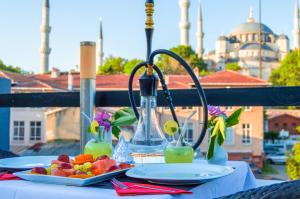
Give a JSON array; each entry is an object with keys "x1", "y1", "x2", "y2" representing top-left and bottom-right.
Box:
[
  {"x1": 226, "y1": 107, "x2": 244, "y2": 127},
  {"x1": 217, "y1": 133, "x2": 225, "y2": 145},
  {"x1": 113, "y1": 107, "x2": 135, "y2": 120},
  {"x1": 111, "y1": 115, "x2": 137, "y2": 127},
  {"x1": 207, "y1": 136, "x2": 216, "y2": 160},
  {"x1": 210, "y1": 120, "x2": 220, "y2": 138},
  {"x1": 218, "y1": 116, "x2": 226, "y2": 140},
  {"x1": 112, "y1": 126, "x2": 121, "y2": 139}
]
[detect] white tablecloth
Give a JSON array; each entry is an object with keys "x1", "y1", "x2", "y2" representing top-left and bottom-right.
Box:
[{"x1": 0, "y1": 161, "x2": 256, "y2": 199}]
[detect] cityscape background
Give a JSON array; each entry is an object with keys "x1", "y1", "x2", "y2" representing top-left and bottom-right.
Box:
[{"x1": 0, "y1": 0, "x2": 295, "y2": 73}]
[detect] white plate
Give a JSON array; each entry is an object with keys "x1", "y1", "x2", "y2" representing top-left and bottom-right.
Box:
[
  {"x1": 0, "y1": 156, "x2": 59, "y2": 169},
  {"x1": 126, "y1": 163, "x2": 234, "y2": 185},
  {"x1": 14, "y1": 168, "x2": 129, "y2": 186}
]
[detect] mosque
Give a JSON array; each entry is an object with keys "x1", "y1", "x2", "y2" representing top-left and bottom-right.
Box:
[
  {"x1": 178, "y1": 0, "x2": 300, "y2": 80},
  {"x1": 40, "y1": 0, "x2": 300, "y2": 80}
]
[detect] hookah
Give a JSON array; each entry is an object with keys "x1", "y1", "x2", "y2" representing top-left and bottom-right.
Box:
[{"x1": 128, "y1": 0, "x2": 208, "y2": 161}]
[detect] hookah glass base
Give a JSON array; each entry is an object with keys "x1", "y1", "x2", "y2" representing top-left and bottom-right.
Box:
[{"x1": 129, "y1": 96, "x2": 167, "y2": 163}]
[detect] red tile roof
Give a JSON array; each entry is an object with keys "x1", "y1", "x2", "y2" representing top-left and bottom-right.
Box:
[
  {"x1": 199, "y1": 70, "x2": 269, "y2": 86},
  {"x1": 0, "y1": 69, "x2": 269, "y2": 92}
]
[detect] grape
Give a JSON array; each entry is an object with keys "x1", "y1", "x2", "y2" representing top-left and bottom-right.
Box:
[
  {"x1": 60, "y1": 162, "x2": 72, "y2": 169},
  {"x1": 32, "y1": 167, "x2": 47, "y2": 175},
  {"x1": 57, "y1": 154, "x2": 70, "y2": 163}
]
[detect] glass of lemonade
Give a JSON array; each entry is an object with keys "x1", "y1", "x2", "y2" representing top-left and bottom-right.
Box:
[{"x1": 164, "y1": 141, "x2": 194, "y2": 163}]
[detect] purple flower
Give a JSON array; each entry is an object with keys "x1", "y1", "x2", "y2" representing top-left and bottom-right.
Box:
[
  {"x1": 94, "y1": 112, "x2": 111, "y2": 131},
  {"x1": 208, "y1": 105, "x2": 226, "y2": 117}
]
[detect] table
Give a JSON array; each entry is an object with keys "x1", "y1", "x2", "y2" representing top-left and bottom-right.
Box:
[{"x1": 0, "y1": 161, "x2": 256, "y2": 199}]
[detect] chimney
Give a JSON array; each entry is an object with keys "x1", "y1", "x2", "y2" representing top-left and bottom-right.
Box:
[
  {"x1": 68, "y1": 71, "x2": 73, "y2": 91},
  {"x1": 51, "y1": 67, "x2": 60, "y2": 78},
  {"x1": 165, "y1": 75, "x2": 169, "y2": 85},
  {"x1": 193, "y1": 67, "x2": 199, "y2": 77}
]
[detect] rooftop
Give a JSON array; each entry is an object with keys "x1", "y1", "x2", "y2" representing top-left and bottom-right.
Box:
[{"x1": 0, "y1": 70, "x2": 270, "y2": 92}]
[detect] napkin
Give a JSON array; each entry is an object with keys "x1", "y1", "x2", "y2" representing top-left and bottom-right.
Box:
[
  {"x1": 0, "y1": 172, "x2": 21, "y2": 180},
  {"x1": 113, "y1": 181, "x2": 192, "y2": 196}
]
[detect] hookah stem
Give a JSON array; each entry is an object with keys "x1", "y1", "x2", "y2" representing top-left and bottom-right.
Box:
[
  {"x1": 149, "y1": 49, "x2": 209, "y2": 150},
  {"x1": 145, "y1": 96, "x2": 151, "y2": 145}
]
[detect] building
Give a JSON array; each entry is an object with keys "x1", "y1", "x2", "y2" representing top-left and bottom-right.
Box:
[
  {"x1": 1, "y1": 70, "x2": 268, "y2": 167},
  {"x1": 204, "y1": 8, "x2": 290, "y2": 80},
  {"x1": 268, "y1": 114, "x2": 300, "y2": 137}
]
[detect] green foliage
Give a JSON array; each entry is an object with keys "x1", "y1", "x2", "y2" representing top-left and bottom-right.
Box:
[
  {"x1": 111, "y1": 108, "x2": 137, "y2": 139},
  {"x1": 0, "y1": 59, "x2": 22, "y2": 73},
  {"x1": 264, "y1": 131, "x2": 279, "y2": 140},
  {"x1": 269, "y1": 49, "x2": 300, "y2": 86},
  {"x1": 156, "y1": 45, "x2": 207, "y2": 74},
  {"x1": 286, "y1": 143, "x2": 300, "y2": 180},
  {"x1": 123, "y1": 59, "x2": 144, "y2": 75},
  {"x1": 262, "y1": 162, "x2": 278, "y2": 175},
  {"x1": 296, "y1": 126, "x2": 300, "y2": 134},
  {"x1": 226, "y1": 108, "x2": 244, "y2": 127},
  {"x1": 98, "y1": 56, "x2": 126, "y2": 74},
  {"x1": 207, "y1": 108, "x2": 244, "y2": 160},
  {"x1": 225, "y1": 62, "x2": 241, "y2": 71}
]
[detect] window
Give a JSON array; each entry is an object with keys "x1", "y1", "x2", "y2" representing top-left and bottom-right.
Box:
[
  {"x1": 185, "y1": 123, "x2": 194, "y2": 143},
  {"x1": 225, "y1": 127, "x2": 235, "y2": 145},
  {"x1": 244, "y1": 106, "x2": 252, "y2": 111},
  {"x1": 274, "y1": 122, "x2": 279, "y2": 128},
  {"x1": 225, "y1": 106, "x2": 234, "y2": 111},
  {"x1": 182, "y1": 106, "x2": 193, "y2": 110},
  {"x1": 13, "y1": 121, "x2": 25, "y2": 141},
  {"x1": 30, "y1": 121, "x2": 41, "y2": 141},
  {"x1": 292, "y1": 123, "x2": 296, "y2": 127},
  {"x1": 242, "y1": 123, "x2": 251, "y2": 144},
  {"x1": 283, "y1": 123, "x2": 288, "y2": 130}
]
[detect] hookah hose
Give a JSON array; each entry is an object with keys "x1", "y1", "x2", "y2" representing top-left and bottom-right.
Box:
[
  {"x1": 128, "y1": 62, "x2": 179, "y2": 126},
  {"x1": 148, "y1": 49, "x2": 209, "y2": 150},
  {"x1": 128, "y1": 49, "x2": 208, "y2": 149}
]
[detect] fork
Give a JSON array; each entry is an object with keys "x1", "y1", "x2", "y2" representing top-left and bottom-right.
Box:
[{"x1": 111, "y1": 178, "x2": 177, "y2": 193}]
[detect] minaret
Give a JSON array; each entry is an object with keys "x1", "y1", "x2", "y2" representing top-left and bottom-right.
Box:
[
  {"x1": 40, "y1": 0, "x2": 51, "y2": 74},
  {"x1": 293, "y1": 0, "x2": 300, "y2": 49},
  {"x1": 196, "y1": 3, "x2": 204, "y2": 58},
  {"x1": 179, "y1": 0, "x2": 190, "y2": 46},
  {"x1": 97, "y1": 19, "x2": 104, "y2": 67}
]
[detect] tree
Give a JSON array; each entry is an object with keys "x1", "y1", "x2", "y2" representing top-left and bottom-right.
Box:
[
  {"x1": 0, "y1": 59, "x2": 22, "y2": 73},
  {"x1": 269, "y1": 49, "x2": 300, "y2": 86},
  {"x1": 225, "y1": 62, "x2": 241, "y2": 71},
  {"x1": 155, "y1": 45, "x2": 207, "y2": 75},
  {"x1": 98, "y1": 56, "x2": 126, "y2": 74},
  {"x1": 123, "y1": 59, "x2": 144, "y2": 75}
]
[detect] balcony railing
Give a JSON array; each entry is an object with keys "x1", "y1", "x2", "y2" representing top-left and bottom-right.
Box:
[
  {"x1": 1, "y1": 86, "x2": 300, "y2": 150},
  {"x1": 1, "y1": 87, "x2": 300, "y2": 107}
]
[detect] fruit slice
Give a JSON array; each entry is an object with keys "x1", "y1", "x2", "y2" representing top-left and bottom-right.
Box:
[
  {"x1": 89, "y1": 120, "x2": 99, "y2": 135},
  {"x1": 74, "y1": 154, "x2": 94, "y2": 165},
  {"x1": 118, "y1": 163, "x2": 134, "y2": 169},
  {"x1": 92, "y1": 159, "x2": 116, "y2": 175},
  {"x1": 163, "y1": 120, "x2": 179, "y2": 136},
  {"x1": 51, "y1": 168, "x2": 67, "y2": 177}
]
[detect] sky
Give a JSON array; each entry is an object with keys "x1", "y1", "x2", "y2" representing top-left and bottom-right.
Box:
[{"x1": 0, "y1": 0, "x2": 296, "y2": 73}]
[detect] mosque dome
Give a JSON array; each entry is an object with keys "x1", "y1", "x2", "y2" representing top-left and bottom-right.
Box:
[{"x1": 229, "y1": 8, "x2": 273, "y2": 36}]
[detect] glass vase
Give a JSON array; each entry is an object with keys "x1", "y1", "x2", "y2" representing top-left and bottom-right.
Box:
[
  {"x1": 84, "y1": 127, "x2": 112, "y2": 159},
  {"x1": 207, "y1": 135, "x2": 228, "y2": 166}
]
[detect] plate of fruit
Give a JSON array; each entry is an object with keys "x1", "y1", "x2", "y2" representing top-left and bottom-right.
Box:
[{"x1": 14, "y1": 154, "x2": 133, "y2": 186}]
